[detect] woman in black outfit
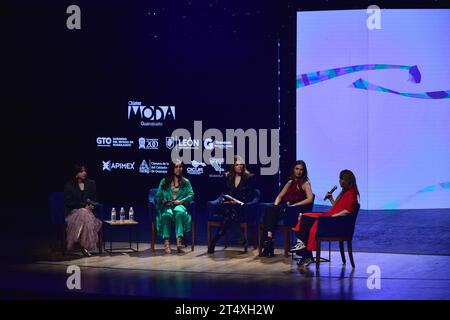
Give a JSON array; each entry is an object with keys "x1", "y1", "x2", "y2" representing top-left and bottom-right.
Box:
[
  {"x1": 207, "y1": 156, "x2": 255, "y2": 254},
  {"x1": 64, "y1": 164, "x2": 102, "y2": 256}
]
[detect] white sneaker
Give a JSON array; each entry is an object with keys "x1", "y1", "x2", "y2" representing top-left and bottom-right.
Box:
[{"x1": 289, "y1": 240, "x2": 306, "y2": 253}]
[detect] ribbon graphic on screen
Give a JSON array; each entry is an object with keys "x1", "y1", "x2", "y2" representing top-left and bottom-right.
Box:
[
  {"x1": 351, "y1": 78, "x2": 450, "y2": 99},
  {"x1": 382, "y1": 181, "x2": 450, "y2": 209},
  {"x1": 297, "y1": 64, "x2": 450, "y2": 99}
]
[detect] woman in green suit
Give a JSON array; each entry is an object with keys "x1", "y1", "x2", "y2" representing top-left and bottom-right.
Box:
[{"x1": 155, "y1": 159, "x2": 194, "y2": 254}]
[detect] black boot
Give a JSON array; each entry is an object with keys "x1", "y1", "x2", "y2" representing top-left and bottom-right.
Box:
[
  {"x1": 241, "y1": 238, "x2": 248, "y2": 252},
  {"x1": 259, "y1": 238, "x2": 271, "y2": 257},
  {"x1": 259, "y1": 237, "x2": 273, "y2": 257},
  {"x1": 267, "y1": 238, "x2": 275, "y2": 258},
  {"x1": 231, "y1": 219, "x2": 247, "y2": 252},
  {"x1": 208, "y1": 232, "x2": 222, "y2": 254},
  {"x1": 207, "y1": 243, "x2": 215, "y2": 254}
]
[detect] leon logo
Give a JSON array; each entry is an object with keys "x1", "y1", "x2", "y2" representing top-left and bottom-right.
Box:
[{"x1": 166, "y1": 137, "x2": 176, "y2": 149}]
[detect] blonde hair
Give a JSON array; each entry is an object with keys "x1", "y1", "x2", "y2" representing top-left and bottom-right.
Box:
[{"x1": 225, "y1": 155, "x2": 251, "y2": 177}]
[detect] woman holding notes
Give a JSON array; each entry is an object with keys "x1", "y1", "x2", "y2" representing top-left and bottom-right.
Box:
[{"x1": 207, "y1": 155, "x2": 256, "y2": 254}]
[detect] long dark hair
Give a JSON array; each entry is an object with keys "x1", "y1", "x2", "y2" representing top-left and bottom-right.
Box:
[
  {"x1": 336, "y1": 169, "x2": 360, "y2": 201},
  {"x1": 289, "y1": 160, "x2": 309, "y2": 185},
  {"x1": 225, "y1": 155, "x2": 252, "y2": 179},
  {"x1": 70, "y1": 163, "x2": 86, "y2": 184},
  {"x1": 163, "y1": 159, "x2": 186, "y2": 190}
]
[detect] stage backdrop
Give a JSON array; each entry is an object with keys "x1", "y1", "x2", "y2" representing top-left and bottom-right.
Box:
[
  {"x1": 17, "y1": 1, "x2": 288, "y2": 208},
  {"x1": 296, "y1": 9, "x2": 450, "y2": 210}
]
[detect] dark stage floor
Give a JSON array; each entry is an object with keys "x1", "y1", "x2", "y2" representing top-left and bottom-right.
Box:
[{"x1": 2, "y1": 244, "x2": 450, "y2": 300}]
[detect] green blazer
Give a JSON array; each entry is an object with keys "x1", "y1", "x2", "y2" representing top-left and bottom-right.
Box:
[{"x1": 155, "y1": 177, "x2": 195, "y2": 214}]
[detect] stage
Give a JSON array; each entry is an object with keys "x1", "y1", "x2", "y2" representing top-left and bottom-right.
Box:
[
  {"x1": 3, "y1": 0, "x2": 450, "y2": 307},
  {"x1": 2, "y1": 244, "x2": 450, "y2": 300}
]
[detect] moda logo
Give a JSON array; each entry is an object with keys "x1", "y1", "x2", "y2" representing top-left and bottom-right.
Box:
[
  {"x1": 128, "y1": 101, "x2": 175, "y2": 127},
  {"x1": 138, "y1": 137, "x2": 159, "y2": 150},
  {"x1": 96, "y1": 137, "x2": 134, "y2": 148},
  {"x1": 102, "y1": 160, "x2": 135, "y2": 172},
  {"x1": 186, "y1": 160, "x2": 206, "y2": 175}
]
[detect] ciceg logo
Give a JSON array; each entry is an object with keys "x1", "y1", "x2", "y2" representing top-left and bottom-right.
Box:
[{"x1": 128, "y1": 100, "x2": 175, "y2": 127}]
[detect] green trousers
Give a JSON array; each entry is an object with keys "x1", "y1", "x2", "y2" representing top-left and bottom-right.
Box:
[{"x1": 158, "y1": 205, "x2": 192, "y2": 239}]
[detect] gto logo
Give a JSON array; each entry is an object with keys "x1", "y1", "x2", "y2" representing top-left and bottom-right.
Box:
[
  {"x1": 96, "y1": 137, "x2": 133, "y2": 148},
  {"x1": 97, "y1": 137, "x2": 112, "y2": 146}
]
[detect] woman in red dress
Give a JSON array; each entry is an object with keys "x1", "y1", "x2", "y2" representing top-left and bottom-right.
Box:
[{"x1": 290, "y1": 169, "x2": 359, "y2": 267}]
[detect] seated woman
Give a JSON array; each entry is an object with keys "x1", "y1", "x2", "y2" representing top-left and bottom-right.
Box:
[
  {"x1": 64, "y1": 164, "x2": 102, "y2": 256},
  {"x1": 155, "y1": 159, "x2": 195, "y2": 254},
  {"x1": 290, "y1": 169, "x2": 359, "y2": 267},
  {"x1": 260, "y1": 160, "x2": 314, "y2": 257},
  {"x1": 207, "y1": 155, "x2": 255, "y2": 254}
]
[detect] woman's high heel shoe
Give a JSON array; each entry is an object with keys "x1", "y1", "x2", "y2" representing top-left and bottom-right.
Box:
[
  {"x1": 81, "y1": 247, "x2": 92, "y2": 257},
  {"x1": 241, "y1": 238, "x2": 248, "y2": 252},
  {"x1": 164, "y1": 239, "x2": 171, "y2": 254},
  {"x1": 176, "y1": 237, "x2": 184, "y2": 253}
]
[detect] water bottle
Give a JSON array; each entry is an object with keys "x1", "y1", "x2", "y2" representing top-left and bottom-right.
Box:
[
  {"x1": 111, "y1": 208, "x2": 116, "y2": 222},
  {"x1": 120, "y1": 207, "x2": 125, "y2": 223},
  {"x1": 129, "y1": 207, "x2": 134, "y2": 221}
]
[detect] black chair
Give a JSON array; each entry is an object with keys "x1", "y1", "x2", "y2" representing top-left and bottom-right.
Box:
[
  {"x1": 315, "y1": 203, "x2": 360, "y2": 269},
  {"x1": 258, "y1": 194, "x2": 315, "y2": 257},
  {"x1": 207, "y1": 189, "x2": 260, "y2": 252},
  {"x1": 148, "y1": 188, "x2": 196, "y2": 252},
  {"x1": 48, "y1": 191, "x2": 104, "y2": 255}
]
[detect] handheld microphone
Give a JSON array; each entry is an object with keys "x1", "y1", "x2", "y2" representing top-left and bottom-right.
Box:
[{"x1": 323, "y1": 185, "x2": 337, "y2": 201}]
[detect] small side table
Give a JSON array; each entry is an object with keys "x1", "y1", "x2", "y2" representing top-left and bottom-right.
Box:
[{"x1": 104, "y1": 220, "x2": 139, "y2": 253}]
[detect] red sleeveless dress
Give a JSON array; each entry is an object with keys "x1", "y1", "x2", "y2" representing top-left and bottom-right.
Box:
[{"x1": 284, "y1": 180, "x2": 307, "y2": 204}]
